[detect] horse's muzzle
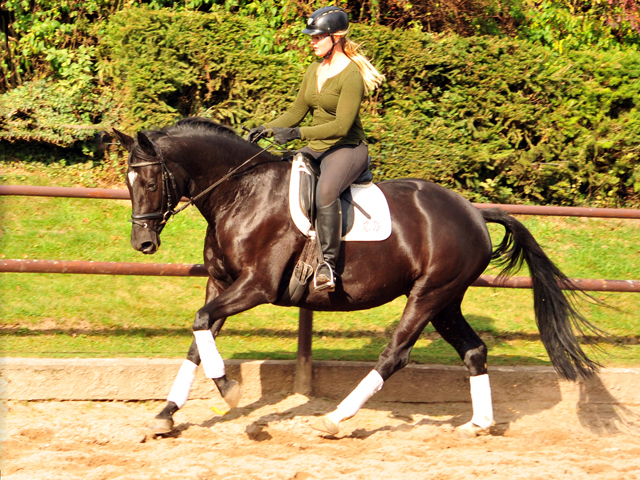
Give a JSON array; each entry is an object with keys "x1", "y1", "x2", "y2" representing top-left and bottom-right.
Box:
[{"x1": 131, "y1": 225, "x2": 161, "y2": 254}]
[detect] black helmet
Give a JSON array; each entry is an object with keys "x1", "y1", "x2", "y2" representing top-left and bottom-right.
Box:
[{"x1": 302, "y1": 6, "x2": 349, "y2": 36}]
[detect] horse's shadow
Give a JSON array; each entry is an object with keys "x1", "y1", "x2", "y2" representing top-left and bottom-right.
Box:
[
  {"x1": 165, "y1": 378, "x2": 637, "y2": 443},
  {"x1": 576, "y1": 375, "x2": 640, "y2": 436},
  {"x1": 165, "y1": 369, "x2": 640, "y2": 442},
  {"x1": 229, "y1": 398, "x2": 496, "y2": 442},
  {"x1": 164, "y1": 313, "x2": 638, "y2": 441},
  {"x1": 196, "y1": 398, "x2": 455, "y2": 442},
  {"x1": 168, "y1": 389, "x2": 502, "y2": 441}
]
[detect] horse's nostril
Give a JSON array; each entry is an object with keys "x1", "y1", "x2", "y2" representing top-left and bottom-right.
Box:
[{"x1": 141, "y1": 242, "x2": 155, "y2": 253}]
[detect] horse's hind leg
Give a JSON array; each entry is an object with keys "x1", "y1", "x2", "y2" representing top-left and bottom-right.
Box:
[
  {"x1": 431, "y1": 298, "x2": 494, "y2": 438},
  {"x1": 311, "y1": 283, "x2": 458, "y2": 435}
]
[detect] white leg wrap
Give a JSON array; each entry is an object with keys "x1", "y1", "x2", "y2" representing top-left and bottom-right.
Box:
[
  {"x1": 194, "y1": 330, "x2": 226, "y2": 379},
  {"x1": 470, "y1": 374, "x2": 494, "y2": 430},
  {"x1": 327, "y1": 370, "x2": 384, "y2": 424},
  {"x1": 167, "y1": 359, "x2": 198, "y2": 409}
]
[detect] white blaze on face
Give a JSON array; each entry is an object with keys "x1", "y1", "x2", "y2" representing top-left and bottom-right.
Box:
[{"x1": 127, "y1": 170, "x2": 138, "y2": 186}]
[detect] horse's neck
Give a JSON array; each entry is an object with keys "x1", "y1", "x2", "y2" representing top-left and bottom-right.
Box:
[
  {"x1": 201, "y1": 164, "x2": 289, "y2": 230},
  {"x1": 168, "y1": 137, "x2": 248, "y2": 191},
  {"x1": 171, "y1": 138, "x2": 286, "y2": 221}
]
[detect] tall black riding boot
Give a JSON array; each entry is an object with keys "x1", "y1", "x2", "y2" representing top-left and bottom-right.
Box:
[{"x1": 314, "y1": 199, "x2": 342, "y2": 292}]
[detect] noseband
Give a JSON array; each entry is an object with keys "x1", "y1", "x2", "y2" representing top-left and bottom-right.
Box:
[{"x1": 128, "y1": 139, "x2": 180, "y2": 231}]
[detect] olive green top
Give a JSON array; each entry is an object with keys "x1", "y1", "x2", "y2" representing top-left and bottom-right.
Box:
[{"x1": 264, "y1": 60, "x2": 366, "y2": 152}]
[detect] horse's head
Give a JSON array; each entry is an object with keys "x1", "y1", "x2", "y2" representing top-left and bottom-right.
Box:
[
  {"x1": 114, "y1": 118, "x2": 278, "y2": 253},
  {"x1": 113, "y1": 128, "x2": 180, "y2": 255}
]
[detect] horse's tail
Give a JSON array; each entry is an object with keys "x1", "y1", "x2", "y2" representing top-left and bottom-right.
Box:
[{"x1": 481, "y1": 207, "x2": 603, "y2": 381}]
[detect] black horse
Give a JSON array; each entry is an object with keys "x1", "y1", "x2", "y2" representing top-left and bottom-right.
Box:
[{"x1": 113, "y1": 117, "x2": 601, "y2": 438}]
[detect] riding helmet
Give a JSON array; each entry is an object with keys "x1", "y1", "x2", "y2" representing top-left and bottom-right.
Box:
[{"x1": 302, "y1": 6, "x2": 349, "y2": 36}]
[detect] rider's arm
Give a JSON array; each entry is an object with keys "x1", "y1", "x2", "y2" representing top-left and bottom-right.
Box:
[
  {"x1": 299, "y1": 67, "x2": 364, "y2": 141},
  {"x1": 264, "y1": 67, "x2": 313, "y2": 129}
]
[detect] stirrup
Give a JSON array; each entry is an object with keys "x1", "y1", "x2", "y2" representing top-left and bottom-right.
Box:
[{"x1": 314, "y1": 261, "x2": 336, "y2": 292}]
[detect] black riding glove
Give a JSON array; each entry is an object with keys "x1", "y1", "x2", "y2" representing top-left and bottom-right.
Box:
[
  {"x1": 246, "y1": 125, "x2": 267, "y2": 143},
  {"x1": 271, "y1": 127, "x2": 301, "y2": 145}
]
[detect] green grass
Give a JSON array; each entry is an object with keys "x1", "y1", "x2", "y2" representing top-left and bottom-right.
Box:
[{"x1": 1, "y1": 161, "x2": 639, "y2": 367}]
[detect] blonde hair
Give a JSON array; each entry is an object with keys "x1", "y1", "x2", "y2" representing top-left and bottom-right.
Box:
[{"x1": 339, "y1": 34, "x2": 385, "y2": 95}]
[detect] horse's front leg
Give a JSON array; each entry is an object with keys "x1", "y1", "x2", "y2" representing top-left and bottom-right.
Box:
[
  {"x1": 150, "y1": 278, "x2": 233, "y2": 435},
  {"x1": 150, "y1": 329, "x2": 229, "y2": 434},
  {"x1": 150, "y1": 270, "x2": 273, "y2": 434},
  {"x1": 192, "y1": 271, "x2": 269, "y2": 381}
]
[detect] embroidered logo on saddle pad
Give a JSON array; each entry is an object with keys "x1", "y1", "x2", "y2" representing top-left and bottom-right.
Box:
[{"x1": 288, "y1": 155, "x2": 392, "y2": 241}]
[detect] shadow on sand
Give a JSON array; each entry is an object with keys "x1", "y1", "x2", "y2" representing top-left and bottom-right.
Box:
[{"x1": 161, "y1": 358, "x2": 639, "y2": 443}]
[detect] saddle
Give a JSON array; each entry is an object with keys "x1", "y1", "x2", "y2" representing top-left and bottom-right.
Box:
[
  {"x1": 289, "y1": 153, "x2": 391, "y2": 241},
  {"x1": 283, "y1": 152, "x2": 392, "y2": 304},
  {"x1": 296, "y1": 152, "x2": 373, "y2": 235}
]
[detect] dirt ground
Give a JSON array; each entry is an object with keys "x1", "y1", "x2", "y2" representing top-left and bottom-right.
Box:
[{"x1": 3, "y1": 392, "x2": 640, "y2": 480}]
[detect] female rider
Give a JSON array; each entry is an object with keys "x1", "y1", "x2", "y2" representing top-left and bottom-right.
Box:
[{"x1": 247, "y1": 6, "x2": 384, "y2": 292}]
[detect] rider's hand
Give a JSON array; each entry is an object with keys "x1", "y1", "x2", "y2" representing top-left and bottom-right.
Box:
[
  {"x1": 246, "y1": 125, "x2": 267, "y2": 143},
  {"x1": 272, "y1": 127, "x2": 301, "y2": 145}
]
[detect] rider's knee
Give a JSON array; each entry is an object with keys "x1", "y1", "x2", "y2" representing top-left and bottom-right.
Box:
[{"x1": 315, "y1": 187, "x2": 337, "y2": 209}]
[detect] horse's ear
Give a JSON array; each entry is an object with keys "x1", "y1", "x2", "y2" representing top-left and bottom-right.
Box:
[
  {"x1": 136, "y1": 132, "x2": 157, "y2": 157},
  {"x1": 112, "y1": 128, "x2": 134, "y2": 152}
]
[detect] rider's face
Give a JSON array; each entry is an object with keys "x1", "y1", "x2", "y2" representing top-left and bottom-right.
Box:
[{"x1": 310, "y1": 34, "x2": 335, "y2": 57}]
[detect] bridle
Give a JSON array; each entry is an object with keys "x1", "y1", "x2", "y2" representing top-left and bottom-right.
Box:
[
  {"x1": 128, "y1": 139, "x2": 181, "y2": 231},
  {"x1": 128, "y1": 137, "x2": 269, "y2": 230}
]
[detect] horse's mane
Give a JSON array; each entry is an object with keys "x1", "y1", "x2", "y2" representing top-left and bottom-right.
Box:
[
  {"x1": 139, "y1": 117, "x2": 283, "y2": 166},
  {"x1": 144, "y1": 117, "x2": 240, "y2": 142}
]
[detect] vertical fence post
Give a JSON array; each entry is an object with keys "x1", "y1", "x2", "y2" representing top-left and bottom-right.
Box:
[{"x1": 294, "y1": 308, "x2": 314, "y2": 396}]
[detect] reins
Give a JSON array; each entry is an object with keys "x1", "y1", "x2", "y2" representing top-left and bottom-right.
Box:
[
  {"x1": 128, "y1": 132, "x2": 279, "y2": 229},
  {"x1": 172, "y1": 146, "x2": 269, "y2": 214}
]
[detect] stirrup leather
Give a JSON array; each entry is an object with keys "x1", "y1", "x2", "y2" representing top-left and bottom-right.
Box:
[{"x1": 314, "y1": 261, "x2": 336, "y2": 291}]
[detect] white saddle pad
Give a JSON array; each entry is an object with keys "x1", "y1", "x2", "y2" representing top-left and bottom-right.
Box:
[{"x1": 288, "y1": 155, "x2": 392, "y2": 241}]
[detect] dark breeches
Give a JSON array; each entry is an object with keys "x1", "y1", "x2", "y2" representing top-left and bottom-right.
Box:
[{"x1": 299, "y1": 142, "x2": 369, "y2": 208}]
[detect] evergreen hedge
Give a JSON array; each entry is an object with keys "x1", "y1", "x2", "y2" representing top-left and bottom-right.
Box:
[
  {"x1": 364, "y1": 29, "x2": 640, "y2": 205},
  {"x1": 99, "y1": 7, "x2": 305, "y2": 130},
  {"x1": 1, "y1": 5, "x2": 639, "y2": 206}
]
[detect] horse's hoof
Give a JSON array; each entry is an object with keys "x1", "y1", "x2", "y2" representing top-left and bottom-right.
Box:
[
  {"x1": 454, "y1": 421, "x2": 490, "y2": 439},
  {"x1": 148, "y1": 417, "x2": 174, "y2": 435},
  {"x1": 310, "y1": 416, "x2": 339, "y2": 435},
  {"x1": 223, "y1": 380, "x2": 242, "y2": 409}
]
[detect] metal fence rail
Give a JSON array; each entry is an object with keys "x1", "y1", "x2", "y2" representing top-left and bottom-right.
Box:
[
  {"x1": 3, "y1": 184, "x2": 639, "y2": 394},
  {"x1": 2, "y1": 184, "x2": 640, "y2": 218},
  {"x1": 2, "y1": 259, "x2": 639, "y2": 293}
]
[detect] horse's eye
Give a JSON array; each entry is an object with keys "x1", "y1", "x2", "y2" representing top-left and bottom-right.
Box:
[{"x1": 147, "y1": 182, "x2": 157, "y2": 192}]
